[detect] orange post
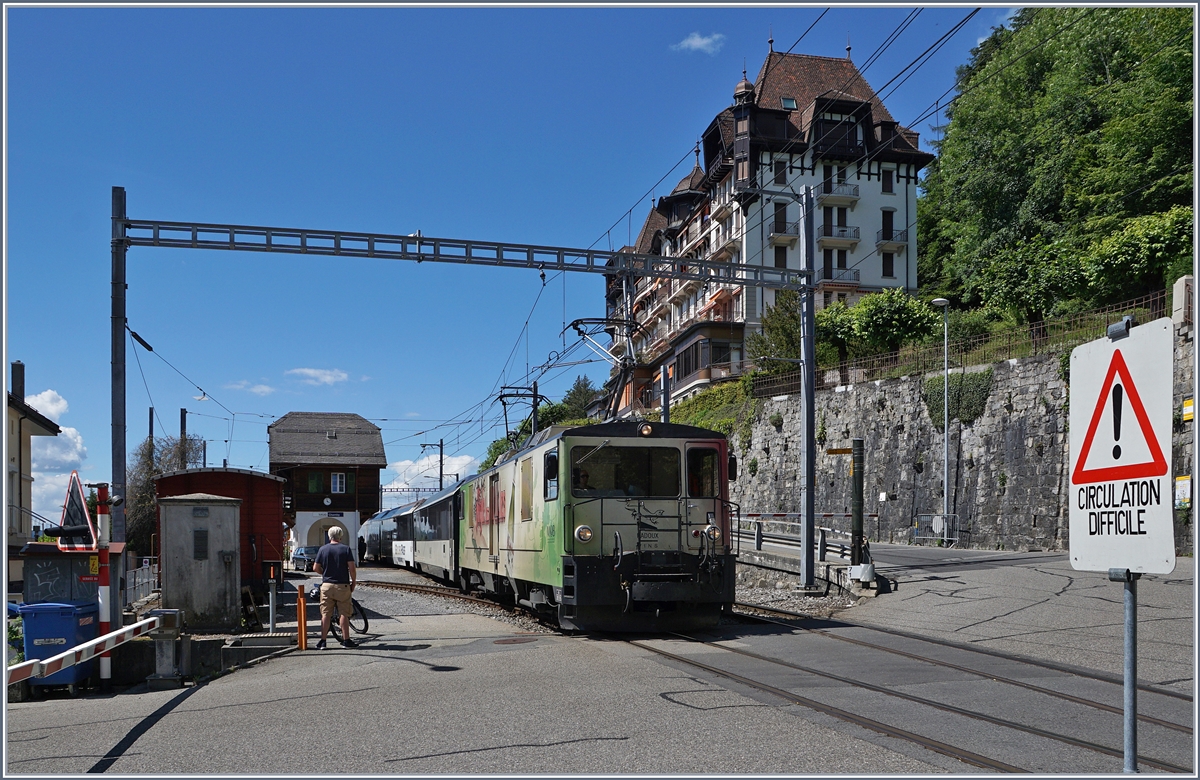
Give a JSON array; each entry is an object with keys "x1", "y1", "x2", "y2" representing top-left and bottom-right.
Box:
[{"x1": 296, "y1": 586, "x2": 307, "y2": 650}]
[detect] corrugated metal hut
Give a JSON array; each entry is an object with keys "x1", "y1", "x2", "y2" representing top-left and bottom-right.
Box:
[{"x1": 154, "y1": 468, "x2": 286, "y2": 594}]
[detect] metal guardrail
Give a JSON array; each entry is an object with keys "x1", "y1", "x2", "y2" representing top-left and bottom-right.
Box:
[
  {"x1": 125, "y1": 563, "x2": 159, "y2": 605},
  {"x1": 736, "y1": 515, "x2": 877, "y2": 562},
  {"x1": 6, "y1": 615, "x2": 161, "y2": 686}
]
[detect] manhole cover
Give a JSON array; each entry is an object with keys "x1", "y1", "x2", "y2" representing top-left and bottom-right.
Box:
[{"x1": 493, "y1": 637, "x2": 538, "y2": 645}]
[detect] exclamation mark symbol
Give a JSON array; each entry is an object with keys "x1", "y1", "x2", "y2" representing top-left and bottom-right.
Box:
[{"x1": 1112, "y1": 384, "x2": 1124, "y2": 460}]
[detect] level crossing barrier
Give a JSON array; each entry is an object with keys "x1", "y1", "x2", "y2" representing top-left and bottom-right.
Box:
[{"x1": 6, "y1": 615, "x2": 162, "y2": 687}]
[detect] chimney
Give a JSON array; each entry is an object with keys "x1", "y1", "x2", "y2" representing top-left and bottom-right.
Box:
[{"x1": 11, "y1": 360, "x2": 24, "y2": 399}]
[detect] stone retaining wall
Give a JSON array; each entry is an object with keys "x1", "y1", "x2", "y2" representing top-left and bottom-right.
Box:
[{"x1": 731, "y1": 327, "x2": 1194, "y2": 554}]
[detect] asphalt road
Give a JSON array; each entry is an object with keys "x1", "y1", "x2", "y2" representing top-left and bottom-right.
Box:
[
  {"x1": 6, "y1": 549, "x2": 1193, "y2": 774},
  {"x1": 857, "y1": 543, "x2": 1195, "y2": 693}
]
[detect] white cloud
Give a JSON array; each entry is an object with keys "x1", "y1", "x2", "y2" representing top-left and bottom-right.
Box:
[
  {"x1": 31, "y1": 472, "x2": 73, "y2": 527},
  {"x1": 384, "y1": 454, "x2": 478, "y2": 492},
  {"x1": 31, "y1": 427, "x2": 87, "y2": 473},
  {"x1": 404, "y1": 412, "x2": 422, "y2": 419},
  {"x1": 286, "y1": 368, "x2": 349, "y2": 386},
  {"x1": 671, "y1": 32, "x2": 726, "y2": 55},
  {"x1": 224, "y1": 380, "x2": 275, "y2": 396},
  {"x1": 24, "y1": 389, "x2": 68, "y2": 423}
]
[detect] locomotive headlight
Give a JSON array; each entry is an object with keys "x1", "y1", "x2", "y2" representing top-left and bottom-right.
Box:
[
  {"x1": 575, "y1": 525, "x2": 594, "y2": 543},
  {"x1": 638, "y1": 423, "x2": 653, "y2": 437},
  {"x1": 705, "y1": 525, "x2": 722, "y2": 542}
]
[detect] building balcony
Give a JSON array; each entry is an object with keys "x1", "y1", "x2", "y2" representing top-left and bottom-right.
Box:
[
  {"x1": 816, "y1": 182, "x2": 860, "y2": 209},
  {"x1": 711, "y1": 198, "x2": 734, "y2": 222},
  {"x1": 709, "y1": 235, "x2": 741, "y2": 262},
  {"x1": 815, "y1": 267, "x2": 861, "y2": 286},
  {"x1": 768, "y1": 220, "x2": 801, "y2": 248},
  {"x1": 817, "y1": 223, "x2": 860, "y2": 250},
  {"x1": 875, "y1": 228, "x2": 909, "y2": 253},
  {"x1": 669, "y1": 277, "x2": 699, "y2": 303}
]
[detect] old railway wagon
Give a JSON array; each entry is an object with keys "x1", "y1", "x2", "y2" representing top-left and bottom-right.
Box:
[{"x1": 460, "y1": 420, "x2": 736, "y2": 631}]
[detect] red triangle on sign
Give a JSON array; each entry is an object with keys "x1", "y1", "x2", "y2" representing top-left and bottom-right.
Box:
[{"x1": 1072, "y1": 349, "x2": 1168, "y2": 485}]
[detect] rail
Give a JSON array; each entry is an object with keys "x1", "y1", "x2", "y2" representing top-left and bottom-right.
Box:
[
  {"x1": 736, "y1": 515, "x2": 877, "y2": 562},
  {"x1": 6, "y1": 615, "x2": 162, "y2": 686}
]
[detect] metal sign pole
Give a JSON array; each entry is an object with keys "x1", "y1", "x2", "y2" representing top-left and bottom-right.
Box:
[{"x1": 1110, "y1": 567, "x2": 1140, "y2": 772}]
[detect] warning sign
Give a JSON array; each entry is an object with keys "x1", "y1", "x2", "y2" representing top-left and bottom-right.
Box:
[{"x1": 1069, "y1": 318, "x2": 1174, "y2": 574}]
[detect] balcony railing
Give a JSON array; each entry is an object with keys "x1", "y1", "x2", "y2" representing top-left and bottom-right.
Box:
[
  {"x1": 819, "y1": 224, "x2": 860, "y2": 240},
  {"x1": 815, "y1": 267, "x2": 860, "y2": 284},
  {"x1": 876, "y1": 228, "x2": 909, "y2": 246},
  {"x1": 820, "y1": 182, "x2": 859, "y2": 198}
]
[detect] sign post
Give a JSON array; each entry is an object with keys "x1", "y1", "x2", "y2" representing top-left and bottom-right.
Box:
[{"x1": 1069, "y1": 317, "x2": 1174, "y2": 773}]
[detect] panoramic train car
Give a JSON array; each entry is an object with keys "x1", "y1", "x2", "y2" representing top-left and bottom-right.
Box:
[
  {"x1": 459, "y1": 420, "x2": 736, "y2": 632},
  {"x1": 358, "y1": 515, "x2": 384, "y2": 562},
  {"x1": 408, "y1": 482, "x2": 468, "y2": 582}
]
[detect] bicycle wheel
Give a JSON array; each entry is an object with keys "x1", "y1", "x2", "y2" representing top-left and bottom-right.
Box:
[{"x1": 349, "y1": 599, "x2": 368, "y2": 634}]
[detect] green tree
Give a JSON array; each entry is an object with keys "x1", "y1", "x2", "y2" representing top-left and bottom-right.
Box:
[
  {"x1": 976, "y1": 235, "x2": 1084, "y2": 343},
  {"x1": 1083, "y1": 206, "x2": 1194, "y2": 305},
  {"x1": 745, "y1": 289, "x2": 804, "y2": 374},
  {"x1": 853, "y1": 288, "x2": 939, "y2": 354},
  {"x1": 917, "y1": 8, "x2": 1193, "y2": 306},
  {"x1": 560, "y1": 375, "x2": 600, "y2": 419},
  {"x1": 814, "y1": 300, "x2": 859, "y2": 385}
]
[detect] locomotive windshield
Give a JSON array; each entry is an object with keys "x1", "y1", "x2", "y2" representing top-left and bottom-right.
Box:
[
  {"x1": 687, "y1": 448, "x2": 721, "y2": 497},
  {"x1": 570, "y1": 446, "x2": 680, "y2": 498}
]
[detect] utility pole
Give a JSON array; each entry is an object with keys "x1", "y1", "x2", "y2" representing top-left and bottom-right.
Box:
[
  {"x1": 111, "y1": 188, "x2": 127, "y2": 544},
  {"x1": 420, "y1": 438, "x2": 445, "y2": 491},
  {"x1": 180, "y1": 408, "x2": 188, "y2": 470}
]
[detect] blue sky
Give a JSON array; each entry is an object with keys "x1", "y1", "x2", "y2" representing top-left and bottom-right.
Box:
[{"x1": 5, "y1": 5, "x2": 1015, "y2": 519}]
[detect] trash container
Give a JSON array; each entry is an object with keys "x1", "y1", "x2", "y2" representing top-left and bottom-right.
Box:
[{"x1": 19, "y1": 601, "x2": 98, "y2": 695}]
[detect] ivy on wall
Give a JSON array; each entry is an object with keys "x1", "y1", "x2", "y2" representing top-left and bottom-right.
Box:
[
  {"x1": 924, "y1": 369, "x2": 994, "y2": 430},
  {"x1": 669, "y1": 375, "x2": 760, "y2": 454}
]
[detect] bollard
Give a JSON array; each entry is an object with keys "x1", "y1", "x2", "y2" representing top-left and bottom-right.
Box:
[
  {"x1": 268, "y1": 566, "x2": 277, "y2": 633},
  {"x1": 754, "y1": 521, "x2": 763, "y2": 551},
  {"x1": 296, "y1": 586, "x2": 307, "y2": 651}
]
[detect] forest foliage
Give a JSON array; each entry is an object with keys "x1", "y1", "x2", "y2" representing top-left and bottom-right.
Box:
[{"x1": 918, "y1": 7, "x2": 1193, "y2": 321}]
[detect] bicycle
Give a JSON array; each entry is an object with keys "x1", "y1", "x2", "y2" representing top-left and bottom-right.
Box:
[{"x1": 309, "y1": 584, "x2": 369, "y2": 641}]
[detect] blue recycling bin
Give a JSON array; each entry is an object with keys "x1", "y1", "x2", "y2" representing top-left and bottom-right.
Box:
[{"x1": 19, "y1": 602, "x2": 98, "y2": 693}]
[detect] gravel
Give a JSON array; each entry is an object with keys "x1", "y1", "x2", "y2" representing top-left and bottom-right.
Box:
[{"x1": 734, "y1": 586, "x2": 859, "y2": 619}]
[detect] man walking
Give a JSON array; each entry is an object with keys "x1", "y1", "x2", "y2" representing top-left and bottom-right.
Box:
[{"x1": 313, "y1": 526, "x2": 358, "y2": 649}]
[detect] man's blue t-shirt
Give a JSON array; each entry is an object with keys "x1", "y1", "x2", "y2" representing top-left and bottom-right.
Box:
[{"x1": 315, "y1": 542, "x2": 354, "y2": 584}]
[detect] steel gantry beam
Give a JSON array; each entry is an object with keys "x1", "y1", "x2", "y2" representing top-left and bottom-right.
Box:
[
  {"x1": 109, "y1": 186, "x2": 819, "y2": 599},
  {"x1": 120, "y1": 218, "x2": 812, "y2": 291}
]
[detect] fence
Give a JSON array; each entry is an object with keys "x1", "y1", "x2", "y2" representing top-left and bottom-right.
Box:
[
  {"x1": 913, "y1": 514, "x2": 960, "y2": 547},
  {"x1": 125, "y1": 560, "x2": 159, "y2": 605},
  {"x1": 753, "y1": 288, "x2": 1172, "y2": 397}
]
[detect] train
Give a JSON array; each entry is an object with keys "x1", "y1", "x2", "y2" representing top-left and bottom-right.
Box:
[{"x1": 362, "y1": 420, "x2": 738, "y2": 631}]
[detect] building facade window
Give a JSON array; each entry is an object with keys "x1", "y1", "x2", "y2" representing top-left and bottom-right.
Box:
[
  {"x1": 883, "y1": 252, "x2": 895, "y2": 278},
  {"x1": 774, "y1": 202, "x2": 788, "y2": 232},
  {"x1": 882, "y1": 169, "x2": 894, "y2": 193},
  {"x1": 332, "y1": 473, "x2": 346, "y2": 494},
  {"x1": 774, "y1": 160, "x2": 787, "y2": 185},
  {"x1": 837, "y1": 249, "x2": 847, "y2": 269},
  {"x1": 774, "y1": 245, "x2": 788, "y2": 269}
]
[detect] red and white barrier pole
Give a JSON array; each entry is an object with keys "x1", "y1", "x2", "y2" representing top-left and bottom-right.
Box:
[{"x1": 96, "y1": 484, "x2": 111, "y2": 688}]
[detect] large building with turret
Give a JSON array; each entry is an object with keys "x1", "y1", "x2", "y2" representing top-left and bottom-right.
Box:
[{"x1": 604, "y1": 47, "x2": 934, "y2": 417}]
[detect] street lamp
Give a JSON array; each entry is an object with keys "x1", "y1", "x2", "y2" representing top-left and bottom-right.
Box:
[{"x1": 931, "y1": 298, "x2": 950, "y2": 543}]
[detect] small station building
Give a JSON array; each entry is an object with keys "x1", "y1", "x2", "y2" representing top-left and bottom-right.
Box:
[{"x1": 268, "y1": 412, "x2": 386, "y2": 560}]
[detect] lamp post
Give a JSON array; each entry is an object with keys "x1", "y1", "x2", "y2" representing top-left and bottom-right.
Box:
[{"x1": 931, "y1": 298, "x2": 950, "y2": 543}]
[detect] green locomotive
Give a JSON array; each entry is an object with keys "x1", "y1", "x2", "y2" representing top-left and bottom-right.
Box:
[{"x1": 459, "y1": 420, "x2": 737, "y2": 631}]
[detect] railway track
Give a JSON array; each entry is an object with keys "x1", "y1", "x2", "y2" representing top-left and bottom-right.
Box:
[{"x1": 627, "y1": 606, "x2": 1193, "y2": 774}]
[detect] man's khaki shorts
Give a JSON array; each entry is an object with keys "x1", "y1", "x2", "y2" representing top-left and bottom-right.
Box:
[{"x1": 320, "y1": 583, "x2": 353, "y2": 620}]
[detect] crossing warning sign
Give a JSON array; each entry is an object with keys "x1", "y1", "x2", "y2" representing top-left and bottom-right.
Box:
[{"x1": 1069, "y1": 318, "x2": 1174, "y2": 574}]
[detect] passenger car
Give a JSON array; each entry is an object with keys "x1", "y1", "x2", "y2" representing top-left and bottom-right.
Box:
[{"x1": 292, "y1": 545, "x2": 320, "y2": 572}]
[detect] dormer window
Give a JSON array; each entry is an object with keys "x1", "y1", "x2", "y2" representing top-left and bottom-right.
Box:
[{"x1": 781, "y1": 97, "x2": 797, "y2": 110}]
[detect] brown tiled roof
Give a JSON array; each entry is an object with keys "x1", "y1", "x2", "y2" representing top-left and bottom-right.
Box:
[
  {"x1": 634, "y1": 207, "x2": 668, "y2": 255},
  {"x1": 670, "y1": 164, "x2": 706, "y2": 196},
  {"x1": 751, "y1": 51, "x2": 927, "y2": 152}
]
